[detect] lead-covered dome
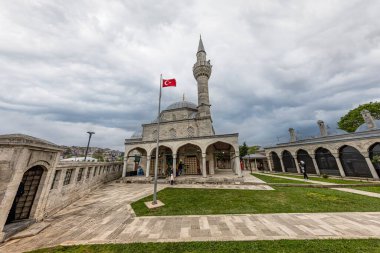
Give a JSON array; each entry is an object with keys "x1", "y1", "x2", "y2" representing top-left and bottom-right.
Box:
[
  {"x1": 165, "y1": 101, "x2": 197, "y2": 110},
  {"x1": 355, "y1": 120, "x2": 380, "y2": 132}
]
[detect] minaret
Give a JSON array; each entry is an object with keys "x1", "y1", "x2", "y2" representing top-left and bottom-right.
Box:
[{"x1": 193, "y1": 36, "x2": 212, "y2": 117}]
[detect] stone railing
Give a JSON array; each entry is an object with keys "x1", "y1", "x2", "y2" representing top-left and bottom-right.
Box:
[{"x1": 43, "y1": 161, "x2": 123, "y2": 217}]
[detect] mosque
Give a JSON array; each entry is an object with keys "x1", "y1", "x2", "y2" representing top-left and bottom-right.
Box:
[{"x1": 122, "y1": 37, "x2": 242, "y2": 178}]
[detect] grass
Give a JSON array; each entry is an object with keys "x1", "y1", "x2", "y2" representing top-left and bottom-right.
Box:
[
  {"x1": 275, "y1": 173, "x2": 372, "y2": 184},
  {"x1": 28, "y1": 239, "x2": 380, "y2": 253},
  {"x1": 252, "y1": 173, "x2": 309, "y2": 184},
  {"x1": 354, "y1": 186, "x2": 380, "y2": 194},
  {"x1": 131, "y1": 187, "x2": 380, "y2": 216}
]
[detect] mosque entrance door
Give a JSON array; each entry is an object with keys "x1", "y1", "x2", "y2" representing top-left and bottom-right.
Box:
[
  {"x1": 6, "y1": 166, "x2": 44, "y2": 224},
  {"x1": 184, "y1": 156, "x2": 200, "y2": 175}
]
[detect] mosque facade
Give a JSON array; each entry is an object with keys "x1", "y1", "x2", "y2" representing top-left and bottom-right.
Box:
[{"x1": 122, "y1": 38, "x2": 242, "y2": 178}]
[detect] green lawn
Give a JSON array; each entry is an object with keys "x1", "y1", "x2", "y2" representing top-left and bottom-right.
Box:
[
  {"x1": 28, "y1": 239, "x2": 380, "y2": 253},
  {"x1": 275, "y1": 173, "x2": 372, "y2": 184},
  {"x1": 252, "y1": 173, "x2": 309, "y2": 184},
  {"x1": 354, "y1": 186, "x2": 380, "y2": 194},
  {"x1": 131, "y1": 187, "x2": 380, "y2": 216}
]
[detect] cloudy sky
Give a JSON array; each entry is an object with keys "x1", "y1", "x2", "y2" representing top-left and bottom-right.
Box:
[{"x1": 1, "y1": 0, "x2": 380, "y2": 151}]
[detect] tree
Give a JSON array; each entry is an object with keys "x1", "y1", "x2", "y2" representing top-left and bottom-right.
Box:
[
  {"x1": 239, "y1": 142, "x2": 249, "y2": 157},
  {"x1": 337, "y1": 102, "x2": 380, "y2": 132},
  {"x1": 248, "y1": 145, "x2": 261, "y2": 154},
  {"x1": 92, "y1": 150, "x2": 104, "y2": 162}
]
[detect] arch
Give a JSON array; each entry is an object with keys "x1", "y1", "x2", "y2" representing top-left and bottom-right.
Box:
[
  {"x1": 125, "y1": 147, "x2": 148, "y2": 176},
  {"x1": 270, "y1": 151, "x2": 282, "y2": 172},
  {"x1": 296, "y1": 149, "x2": 316, "y2": 174},
  {"x1": 149, "y1": 145, "x2": 173, "y2": 176},
  {"x1": 6, "y1": 165, "x2": 46, "y2": 224},
  {"x1": 339, "y1": 145, "x2": 372, "y2": 177},
  {"x1": 205, "y1": 141, "x2": 237, "y2": 174},
  {"x1": 176, "y1": 143, "x2": 202, "y2": 175},
  {"x1": 315, "y1": 147, "x2": 340, "y2": 176},
  {"x1": 369, "y1": 142, "x2": 380, "y2": 176},
  {"x1": 282, "y1": 150, "x2": 297, "y2": 173}
]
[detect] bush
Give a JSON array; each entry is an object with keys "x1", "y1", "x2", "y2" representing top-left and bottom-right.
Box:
[
  {"x1": 372, "y1": 155, "x2": 380, "y2": 164},
  {"x1": 322, "y1": 174, "x2": 329, "y2": 179}
]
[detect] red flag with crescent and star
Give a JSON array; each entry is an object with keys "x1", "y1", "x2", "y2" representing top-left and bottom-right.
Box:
[{"x1": 162, "y1": 78, "x2": 176, "y2": 87}]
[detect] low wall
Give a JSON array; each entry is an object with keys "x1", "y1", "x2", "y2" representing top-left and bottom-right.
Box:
[{"x1": 43, "y1": 161, "x2": 123, "y2": 217}]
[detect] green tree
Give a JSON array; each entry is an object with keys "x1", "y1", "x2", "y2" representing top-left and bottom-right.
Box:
[
  {"x1": 92, "y1": 150, "x2": 105, "y2": 162},
  {"x1": 239, "y1": 142, "x2": 249, "y2": 157},
  {"x1": 337, "y1": 102, "x2": 380, "y2": 132},
  {"x1": 248, "y1": 145, "x2": 261, "y2": 154}
]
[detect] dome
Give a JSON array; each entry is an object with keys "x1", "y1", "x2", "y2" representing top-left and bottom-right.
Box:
[
  {"x1": 130, "y1": 132, "x2": 142, "y2": 139},
  {"x1": 165, "y1": 101, "x2": 197, "y2": 111},
  {"x1": 327, "y1": 128, "x2": 348, "y2": 136},
  {"x1": 355, "y1": 120, "x2": 380, "y2": 133}
]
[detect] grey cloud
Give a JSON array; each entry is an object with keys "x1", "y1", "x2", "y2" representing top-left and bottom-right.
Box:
[{"x1": 0, "y1": 0, "x2": 380, "y2": 150}]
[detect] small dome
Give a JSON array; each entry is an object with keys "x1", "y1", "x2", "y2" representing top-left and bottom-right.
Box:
[
  {"x1": 327, "y1": 128, "x2": 348, "y2": 136},
  {"x1": 355, "y1": 120, "x2": 380, "y2": 133},
  {"x1": 165, "y1": 101, "x2": 197, "y2": 110},
  {"x1": 130, "y1": 132, "x2": 142, "y2": 139}
]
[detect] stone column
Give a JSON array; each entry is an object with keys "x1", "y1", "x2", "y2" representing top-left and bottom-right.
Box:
[
  {"x1": 364, "y1": 156, "x2": 379, "y2": 180},
  {"x1": 202, "y1": 153, "x2": 207, "y2": 178},
  {"x1": 172, "y1": 153, "x2": 177, "y2": 177},
  {"x1": 279, "y1": 156, "x2": 286, "y2": 172},
  {"x1": 145, "y1": 155, "x2": 151, "y2": 177},
  {"x1": 235, "y1": 152, "x2": 242, "y2": 177},
  {"x1": 266, "y1": 155, "x2": 273, "y2": 172},
  {"x1": 294, "y1": 158, "x2": 301, "y2": 174},
  {"x1": 333, "y1": 154, "x2": 346, "y2": 177},
  {"x1": 209, "y1": 154, "x2": 215, "y2": 175},
  {"x1": 311, "y1": 156, "x2": 321, "y2": 175},
  {"x1": 122, "y1": 156, "x2": 128, "y2": 177}
]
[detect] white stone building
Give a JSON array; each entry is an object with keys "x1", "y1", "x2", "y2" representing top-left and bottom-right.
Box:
[{"x1": 123, "y1": 37, "x2": 241, "y2": 178}]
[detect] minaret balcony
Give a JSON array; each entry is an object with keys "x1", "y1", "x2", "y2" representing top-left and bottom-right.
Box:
[{"x1": 193, "y1": 61, "x2": 212, "y2": 79}]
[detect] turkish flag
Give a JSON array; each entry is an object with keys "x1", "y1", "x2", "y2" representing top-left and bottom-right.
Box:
[{"x1": 162, "y1": 79, "x2": 176, "y2": 87}]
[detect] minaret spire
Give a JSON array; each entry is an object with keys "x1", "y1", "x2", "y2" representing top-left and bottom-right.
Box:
[{"x1": 198, "y1": 35, "x2": 205, "y2": 53}]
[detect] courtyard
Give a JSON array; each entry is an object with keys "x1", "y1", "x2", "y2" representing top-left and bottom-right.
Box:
[{"x1": 2, "y1": 173, "x2": 380, "y2": 253}]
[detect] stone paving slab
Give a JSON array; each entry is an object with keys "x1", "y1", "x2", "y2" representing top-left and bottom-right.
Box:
[{"x1": 2, "y1": 182, "x2": 380, "y2": 253}]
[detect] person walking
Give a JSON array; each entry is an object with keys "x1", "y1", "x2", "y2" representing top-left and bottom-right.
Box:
[
  {"x1": 299, "y1": 160, "x2": 309, "y2": 180},
  {"x1": 170, "y1": 173, "x2": 174, "y2": 185}
]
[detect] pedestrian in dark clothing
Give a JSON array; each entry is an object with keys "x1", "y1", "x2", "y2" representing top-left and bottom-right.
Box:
[{"x1": 299, "y1": 160, "x2": 308, "y2": 180}]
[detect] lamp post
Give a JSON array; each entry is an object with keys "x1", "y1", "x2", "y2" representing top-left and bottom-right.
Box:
[{"x1": 84, "y1": 131, "x2": 95, "y2": 162}]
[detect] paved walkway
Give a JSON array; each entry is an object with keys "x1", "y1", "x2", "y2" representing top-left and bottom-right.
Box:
[
  {"x1": 2, "y1": 182, "x2": 380, "y2": 253},
  {"x1": 254, "y1": 172, "x2": 380, "y2": 198}
]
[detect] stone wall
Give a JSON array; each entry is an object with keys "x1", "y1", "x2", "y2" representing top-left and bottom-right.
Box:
[
  {"x1": 0, "y1": 134, "x2": 122, "y2": 242},
  {"x1": 43, "y1": 161, "x2": 122, "y2": 217}
]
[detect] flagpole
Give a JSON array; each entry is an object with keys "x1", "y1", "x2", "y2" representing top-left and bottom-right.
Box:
[{"x1": 153, "y1": 74, "x2": 162, "y2": 205}]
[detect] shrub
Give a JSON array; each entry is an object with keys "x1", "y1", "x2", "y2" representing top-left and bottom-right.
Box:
[
  {"x1": 322, "y1": 174, "x2": 329, "y2": 179},
  {"x1": 372, "y1": 155, "x2": 380, "y2": 164}
]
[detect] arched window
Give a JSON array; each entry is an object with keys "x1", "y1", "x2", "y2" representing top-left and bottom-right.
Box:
[
  {"x1": 296, "y1": 149, "x2": 316, "y2": 174},
  {"x1": 187, "y1": 126, "x2": 195, "y2": 137},
  {"x1": 340, "y1": 146, "x2": 372, "y2": 177},
  {"x1": 282, "y1": 150, "x2": 297, "y2": 173},
  {"x1": 169, "y1": 128, "x2": 176, "y2": 138},
  {"x1": 152, "y1": 130, "x2": 157, "y2": 140},
  {"x1": 271, "y1": 152, "x2": 282, "y2": 172},
  {"x1": 315, "y1": 148, "x2": 340, "y2": 176}
]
